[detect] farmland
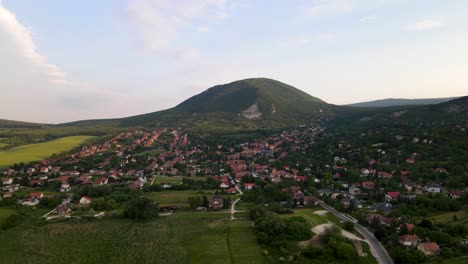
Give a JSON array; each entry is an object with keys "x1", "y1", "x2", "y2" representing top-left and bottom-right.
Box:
[
  {"x1": 0, "y1": 215, "x2": 265, "y2": 264},
  {"x1": 0, "y1": 136, "x2": 95, "y2": 168}
]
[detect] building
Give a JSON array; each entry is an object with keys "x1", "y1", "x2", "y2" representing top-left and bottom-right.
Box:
[
  {"x1": 79, "y1": 196, "x2": 93, "y2": 205},
  {"x1": 399, "y1": 235, "x2": 421, "y2": 247},
  {"x1": 418, "y1": 242, "x2": 440, "y2": 256},
  {"x1": 209, "y1": 196, "x2": 224, "y2": 209}
]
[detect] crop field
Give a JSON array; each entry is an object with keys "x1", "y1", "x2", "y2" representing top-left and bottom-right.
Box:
[
  {"x1": 0, "y1": 136, "x2": 95, "y2": 168},
  {"x1": 154, "y1": 176, "x2": 208, "y2": 184},
  {"x1": 0, "y1": 214, "x2": 265, "y2": 264}
]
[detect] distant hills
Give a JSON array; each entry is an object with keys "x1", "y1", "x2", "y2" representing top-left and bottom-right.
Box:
[
  {"x1": 346, "y1": 97, "x2": 458, "y2": 107},
  {"x1": 1, "y1": 78, "x2": 466, "y2": 133}
]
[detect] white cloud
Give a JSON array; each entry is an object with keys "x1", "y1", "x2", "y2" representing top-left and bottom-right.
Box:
[
  {"x1": 406, "y1": 19, "x2": 442, "y2": 31},
  {"x1": 0, "y1": 3, "x2": 68, "y2": 84},
  {"x1": 127, "y1": 0, "x2": 229, "y2": 52},
  {"x1": 308, "y1": 0, "x2": 352, "y2": 17}
]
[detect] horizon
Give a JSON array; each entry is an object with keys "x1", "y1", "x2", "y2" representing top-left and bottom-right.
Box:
[{"x1": 2, "y1": 0, "x2": 468, "y2": 123}]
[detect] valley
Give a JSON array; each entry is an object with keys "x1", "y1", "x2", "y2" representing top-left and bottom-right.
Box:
[{"x1": 0, "y1": 79, "x2": 466, "y2": 264}]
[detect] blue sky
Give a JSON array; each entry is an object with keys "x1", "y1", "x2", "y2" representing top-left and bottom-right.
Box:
[{"x1": 1, "y1": 0, "x2": 467, "y2": 123}]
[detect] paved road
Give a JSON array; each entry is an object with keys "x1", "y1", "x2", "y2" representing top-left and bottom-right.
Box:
[
  {"x1": 317, "y1": 201, "x2": 394, "y2": 264},
  {"x1": 230, "y1": 198, "x2": 241, "y2": 220}
]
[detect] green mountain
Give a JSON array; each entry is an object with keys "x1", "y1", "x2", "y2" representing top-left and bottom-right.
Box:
[
  {"x1": 346, "y1": 97, "x2": 458, "y2": 107},
  {"x1": 67, "y1": 78, "x2": 332, "y2": 130}
]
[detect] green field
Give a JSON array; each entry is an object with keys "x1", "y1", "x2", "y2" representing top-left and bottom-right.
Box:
[
  {"x1": 0, "y1": 135, "x2": 95, "y2": 168},
  {"x1": 0, "y1": 208, "x2": 16, "y2": 225},
  {"x1": 281, "y1": 209, "x2": 328, "y2": 227},
  {"x1": 0, "y1": 214, "x2": 265, "y2": 263},
  {"x1": 154, "y1": 176, "x2": 208, "y2": 184},
  {"x1": 428, "y1": 210, "x2": 468, "y2": 224}
]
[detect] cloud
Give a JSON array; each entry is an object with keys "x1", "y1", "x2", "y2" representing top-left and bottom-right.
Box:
[
  {"x1": 406, "y1": 19, "x2": 442, "y2": 31},
  {"x1": 0, "y1": 2, "x2": 68, "y2": 84},
  {"x1": 127, "y1": 0, "x2": 229, "y2": 52},
  {"x1": 308, "y1": 0, "x2": 352, "y2": 17}
]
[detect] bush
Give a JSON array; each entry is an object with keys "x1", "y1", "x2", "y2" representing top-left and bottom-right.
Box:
[{"x1": 123, "y1": 197, "x2": 159, "y2": 220}]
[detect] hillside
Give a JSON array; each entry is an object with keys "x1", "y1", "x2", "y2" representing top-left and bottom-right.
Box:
[
  {"x1": 0, "y1": 119, "x2": 44, "y2": 128},
  {"x1": 333, "y1": 96, "x2": 468, "y2": 128},
  {"x1": 347, "y1": 97, "x2": 458, "y2": 107},
  {"x1": 67, "y1": 78, "x2": 332, "y2": 130}
]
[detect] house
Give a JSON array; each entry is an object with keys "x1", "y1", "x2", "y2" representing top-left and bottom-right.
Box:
[
  {"x1": 368, "y1": 214, "x2": 393, "y2": 226},
  {"x1": 60, "y1": 183, "x2": 71, "y2": 192},
  {"x1": 227, "y1": 188, "x2": 237, "y2": 194},
  {"x1": 399, "y1": 235, "x2": 421, "y2": 247},
  {"x1": 294, "y1": 175, "x2": 306, "y2": 182},
  {"x1": 377, "y1": 172, "x2": 393, "y2": 178},
  {"x1": 448, "y1": 190, "x2": 463, "y2": 199},
  {"x1": 406, "y1": 157, "x2": 415, "y2": 164},
  {"x1": 40, "y1": 167, "x2": 49, "y2": 173},
  {"x1": 244, "y1": 183, "x2": 255, "y2": 190},
  {"x1": 209, "y1": 195, "x2": 224, "y2": 209},
  {"x1": 362, "y1": 181, "x2": 375, "y2": 189},
  {"x1": 55, "y1": 204, "x2": 72, "y2": 215},
  {"x1": 370, "y1": 203, "x2": 392, "y2": 214},
  {"x1": 130, "y1": 180, "x2": 144, "y2": 189},
  {"x1": 2, "y1": 192, "x2": 13, "y2": 198},
  {"x1": 434, "y1": 168, "x2": 447, "y2": 174},
  {"x1": 399, "y1": 223, "x2": 415, "y2": 233},
  {"x1": 2, "y1": 178, "x2": 13, "y2": 185},
  {"x1": 29, "y1": 192, "x2": 44, "y2": 199},
  {"x1": 385, "y1": 191, "x2": 400, "y2": 201},
  {"x1": 79, "y1": 196, "x2": 93, "y2": 205},
  {"x1": 219, "y1": 181, "x2": 230, "y2": 189},
  {"x1": 20, "y1": 198, "x2": 40, "y2": 206},
  {"x1": 161, "y1": 183, "x2": 171, "y2": 189},
  {"x1": 349, "y1": 185, "x2": 360, "y2": 195},
  {"x1": 418, "y1": 242, "x2": 440, "y2": 256},
  {"x1": 425, "y1": 183, "x2": 441, "y2": 193}
]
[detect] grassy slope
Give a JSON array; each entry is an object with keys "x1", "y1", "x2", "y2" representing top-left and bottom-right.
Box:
[
  {"x1": 0, "y1": 217, "x2": 265, "y2": 264},
  {"x1": 0, "y1": 135, "x2": 95, "y2": 168}
]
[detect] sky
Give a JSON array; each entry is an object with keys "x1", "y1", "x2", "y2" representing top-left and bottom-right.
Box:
[{"x1": 1, "y1": 0, "x2": 467, "y2": 123}]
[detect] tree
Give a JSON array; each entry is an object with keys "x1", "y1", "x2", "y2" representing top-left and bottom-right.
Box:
[
  {"x1": 202, "y1": 195, "x2": 209, "y2": 208},
  {"x1": 188, "y1": 195, "x2": 202, "y2": 210},
  {"x1": 123, "y1": 197, "x2": 159, "y2": 219}
]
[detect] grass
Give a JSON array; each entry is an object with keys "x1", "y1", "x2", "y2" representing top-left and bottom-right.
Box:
[
  {"x1": 281, "y1": 209, "x2": 328, "y2": 227},
  {"x1": 0, "y1": 212, "x2": 265, "y2": 264},
  {"x1": 429, "y1": 210, "x2": 468, "y2": 224},
  {"x1": 153, "y1": 176, "x2": 207, "y2": 184},
  {"x1": 0, "y1": 143, "x2": 8, "y2": 148},
  {"x1": 0, "y1": 208, "x2": 16, "y2": 225},
  {"x1": 0, "y1": 136, "x2": 95, "y2": 168}
]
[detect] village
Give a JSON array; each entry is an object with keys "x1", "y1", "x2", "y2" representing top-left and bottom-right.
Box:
[{"x1": 1, "y1": 122, "x2": 467, "y2": 263}]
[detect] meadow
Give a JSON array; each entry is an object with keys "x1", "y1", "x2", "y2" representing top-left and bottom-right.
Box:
[
  {"x1": 0, "y1": 208, "x2": 16, "y2": 225},
  {"x1": 0, "y1": 214, "x2": 265, "y2": 264},
  {"x1": 0, "y1": 135, "x2": 95, "y2": 168}
]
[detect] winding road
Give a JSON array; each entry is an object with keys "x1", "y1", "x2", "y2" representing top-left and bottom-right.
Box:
[{"x1": 317, "y1": 200, "x2": 394, "y2": 264}]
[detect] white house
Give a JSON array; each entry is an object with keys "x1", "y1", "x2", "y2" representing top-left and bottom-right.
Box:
[
  {"x1": 79, "y1": 196, "x2": 93, "y2": 205},
  {"x1": 2, "y1": 178, "x2": 13, "y2": 185}
]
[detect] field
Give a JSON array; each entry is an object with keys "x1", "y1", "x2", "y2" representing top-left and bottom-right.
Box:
[
  {"x1": 147, "y1": 190, "x2": 236, "y2": 205},
  {"x1": 428, "y1": 210, "x2": 468, "y2": 224},
  {"x1": 154, "y1": 176, "x2": 208, "y2": 184},
  {"x1": 0, "y1": 136, "x2": 95, "y2": 168},
  {"x1": 0, "y1": 214, "x2": 265, "y2": 264}
]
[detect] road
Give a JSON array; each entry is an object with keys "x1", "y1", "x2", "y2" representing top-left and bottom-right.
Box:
[{"x1": 317, "y1": 200, "x2": 394, "y2": 264}]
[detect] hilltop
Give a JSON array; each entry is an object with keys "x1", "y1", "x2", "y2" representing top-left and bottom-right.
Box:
[{"x1": 67, "y1": 78, "x2": 332, "y2": 131}]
